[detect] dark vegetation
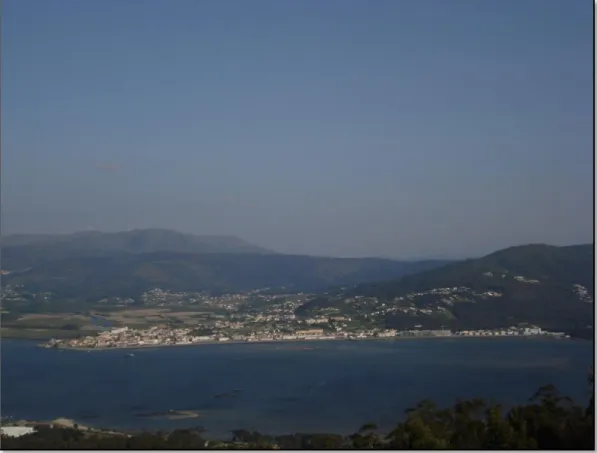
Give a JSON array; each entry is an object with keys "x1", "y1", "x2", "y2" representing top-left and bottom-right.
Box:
[
  {"x1": 2, "y1": 252, "x2": 449, "y2": 299},
  {"x1": 2, "y1": 239, "x2": 592, "y2": 333},
  {"x1": 354, "y1": 244, "x2": 593, "y2": 299},
  {"x1": 2, "y1": 379, "x2": 594, "y2": 449},
  {"x1": 348, "y1": 244, "x2": 594, "y2": 331},
  {"x1": 565, "y1": 327, "x2": 595, "y2": 341}
]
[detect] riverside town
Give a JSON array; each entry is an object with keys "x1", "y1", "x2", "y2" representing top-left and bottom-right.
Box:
[{"x1": 41, "y1": 324, "x2": 569, "y2": 351}]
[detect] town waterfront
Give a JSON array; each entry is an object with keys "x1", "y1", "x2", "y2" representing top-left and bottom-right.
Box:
[{"x1": 2, "y1": 338, "x2": 593, "y2": 439}]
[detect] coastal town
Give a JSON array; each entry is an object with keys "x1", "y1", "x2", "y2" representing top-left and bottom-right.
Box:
[
  {"x1": 42, "y1": 324, "x2": 569, "y2": 350},
  {"x1": 3, "y1": 280, "x2": 580, "y2": 350}
]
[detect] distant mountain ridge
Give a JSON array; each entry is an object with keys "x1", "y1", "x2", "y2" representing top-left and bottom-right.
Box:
[
  {"x1": 1, "y1": 251, "x2": 450, "y2": 298},
  {"x1": 1, "y1": 229, "x2": 275, "y2": 256},
  {"x1": 0, "y1": 228, "x2": 453, "y2": 296},
  {"x1": 2, "y1": 231, "x2": 592, "y2": 331}
]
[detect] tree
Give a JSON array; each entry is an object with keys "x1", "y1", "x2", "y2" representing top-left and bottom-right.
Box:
[
  {"x1": 2, "y1": 379, "x2": 594, "y2": 450},
  {"x1": 349, "y1": 423, "x2": 381, "y2": 448}
]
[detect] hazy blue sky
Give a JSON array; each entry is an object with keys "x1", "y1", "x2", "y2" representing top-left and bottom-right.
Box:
[{"x1": 2, "y1": 0, "x2": 593, "y2": 258}]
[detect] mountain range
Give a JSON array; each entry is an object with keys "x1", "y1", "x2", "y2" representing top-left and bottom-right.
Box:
[
  {"x1": 1, "y1": 230, "x2": 593, "y2": 331},
  {"x1": 0, "y1": 229, "x2": 274, "y2": 257},
  {"x1": 0, "y1": 229, "x2": 450, "y2": 297}
]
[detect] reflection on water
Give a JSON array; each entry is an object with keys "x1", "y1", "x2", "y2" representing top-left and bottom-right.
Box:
[{"x1": 1, "y1": 338, "x2": 592, "y2": 438}]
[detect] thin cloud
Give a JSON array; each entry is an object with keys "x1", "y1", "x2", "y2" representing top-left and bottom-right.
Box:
[{"x1": 94, "y1": 163, "x2": 121, "y2": 173}]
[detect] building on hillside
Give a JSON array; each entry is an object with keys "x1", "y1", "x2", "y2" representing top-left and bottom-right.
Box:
[
  {"x1": 524, "y1": 327, "x2": 542, "y2": 335},
  {"x1": 377, "y1": 329, "x2": 397, "y2": 337},
  {"x1": 330, "y1": 316, "x2": 351, "y2": 321},
  {"x1": 430, "y1": 330, "x2": 452, "y2": 337},
  {"x1": 1, "y1": 427, "x2": 36, "y2": 438},
  {"x1": 296, "y1": 329, "x2": 324, "y2": 336},
  {"x1": 110, "y1": 327, "x2": 129, "y2": 335}
]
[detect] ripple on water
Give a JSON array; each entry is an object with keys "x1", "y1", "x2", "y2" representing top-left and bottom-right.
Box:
[{"x1": 1, "y1": 338, "x2": 592, "y2": 435}]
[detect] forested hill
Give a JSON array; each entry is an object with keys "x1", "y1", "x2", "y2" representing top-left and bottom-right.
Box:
[
  {"x1": 353, "y1": 244, "x2": 594, "y2": 298},
  {"x1": 346, "y1": 244, "x2": 594, "y2": 330},
  {"x1": 1, "y1": 251, "x2": 450, "y2": 299}
]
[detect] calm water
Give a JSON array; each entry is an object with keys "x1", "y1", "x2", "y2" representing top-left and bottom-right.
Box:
[{"x1": 1, "y1": 338, "x2": 593, "y2": 438}]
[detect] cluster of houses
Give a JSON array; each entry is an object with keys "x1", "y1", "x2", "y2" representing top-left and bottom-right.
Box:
[
  {"x1": 454, "y1": 326, "x2": 567, "y2": 338},
  {"x1": 42, "y1": 325, "x2": 405, "y2": 350}
]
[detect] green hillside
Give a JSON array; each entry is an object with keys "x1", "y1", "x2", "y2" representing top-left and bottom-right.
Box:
[
  {"x1": 337, "y1": 244, "x2": 594, "y2": 330},
  {"x1": 1, "y1": 251, "x2": 450, "y2": 300}
]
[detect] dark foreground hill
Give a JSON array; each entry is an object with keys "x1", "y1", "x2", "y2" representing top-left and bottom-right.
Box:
[
  {"x1": 1, "y1": 251, "x2": 450, "y2": 299},
  {"x1": 346, "y1": 244, "x2": 594, "y2": 330}
]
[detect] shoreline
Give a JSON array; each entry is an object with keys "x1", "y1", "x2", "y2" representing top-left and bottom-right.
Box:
[
  {"x1": 40, "y1": 333, "x2": 571, "y2": 352},
  {"x1": 4, "y1": 336, "x2": 591, "y2": 443}
]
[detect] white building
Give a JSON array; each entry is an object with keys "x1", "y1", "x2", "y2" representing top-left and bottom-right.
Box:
[
  {"x1": 524, "y1": 327, "x2": 542, "y2": 335},
  {"x1": 1, "y1": 427, "x2": 36, "y2": 437},
  {"x1": 110, "y1": 327, "x2": 129, "y2": 335},
  {"x1": 378, "y1": 329, "x2": 397, "y2": 337}
]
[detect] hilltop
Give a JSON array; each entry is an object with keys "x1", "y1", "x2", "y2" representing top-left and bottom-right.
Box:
[
  {"x1": 2, "y1": 239, "x2": 592, "y2": 332},
  {"x1": 297, "y1": 244, "x2": 594, "y2": 331},
  {"x1": 1, "y1": 250, "x2": 450, "y2": 299},
  {"x1": 353, "y1": 244, "x2": 594, "y2": 297},
  {"x1": 0, "y1": 229, "x2": 274, "y2": 266}
]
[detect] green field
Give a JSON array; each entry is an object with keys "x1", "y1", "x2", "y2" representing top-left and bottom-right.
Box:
[{"x1": 1, "y1": 327, "x2": 86, "y2": 340}]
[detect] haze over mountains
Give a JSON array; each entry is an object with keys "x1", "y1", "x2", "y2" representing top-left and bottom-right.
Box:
[
  {"x1": 0, "y1": 229, "x2": 275, "y2": 255},
  {"x1": 0, "y1": 229, "x2": 451, "y2": 295},
  {"x1": 1, "y1": 229, "x2": 592, "y2": 331}
]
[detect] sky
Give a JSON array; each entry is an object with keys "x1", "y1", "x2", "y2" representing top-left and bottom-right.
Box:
[{"x1": 1, "y1": 0, "x2": 594, "y2": 259}]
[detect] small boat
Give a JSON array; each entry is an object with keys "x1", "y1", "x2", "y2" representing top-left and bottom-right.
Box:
[{"x1": 125, "y1": 353, "x2": 135, "y2": 358}]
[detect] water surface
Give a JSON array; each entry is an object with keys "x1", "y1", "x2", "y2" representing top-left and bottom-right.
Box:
[{"x1": 1, "y1": 338, "x2": 592, "y2": 438}]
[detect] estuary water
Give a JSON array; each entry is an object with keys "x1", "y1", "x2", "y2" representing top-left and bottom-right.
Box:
[{"x1": 1, "y1": 337, "x2": 593, "y2": 438}]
